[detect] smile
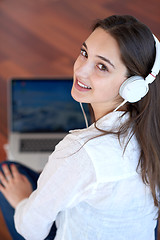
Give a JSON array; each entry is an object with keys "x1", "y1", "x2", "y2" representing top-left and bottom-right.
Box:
[{"x1": 77, "y1": 80, "x2": 91, "y2": 89}]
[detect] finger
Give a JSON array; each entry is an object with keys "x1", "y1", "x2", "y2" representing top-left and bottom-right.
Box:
[
  {"x1": 6, "y1": 175, "x2": 12, "y2": 181},
  {"x1": 2, "y1": 164, "x2": 13, "y2": 180},
  {"x1": 0, "y1": 171, "x2": 8, "y2": 187},
  {"x1": 10, "y1": 164, "x2": 20, "y2": 178},
  {"x1": 0, "y1": 183, "x2": 6, "y2": 194}
]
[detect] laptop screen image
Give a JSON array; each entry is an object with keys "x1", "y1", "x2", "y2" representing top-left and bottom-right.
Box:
[{"x1": 11, "y1": 78, "x2": 91, "y2": 133}]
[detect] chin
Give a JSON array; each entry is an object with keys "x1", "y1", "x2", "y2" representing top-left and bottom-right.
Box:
[
  {"x1": 71, "y1": 89, "x2": 80, "y2": 102},
  {"x1": 71, "y1": 85, "x2": 90, "y2": 104}
]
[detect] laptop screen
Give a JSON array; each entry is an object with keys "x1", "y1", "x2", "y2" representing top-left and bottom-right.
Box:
[{"x1": 10, "y1": 78, "x2": 91, "y2": 133}]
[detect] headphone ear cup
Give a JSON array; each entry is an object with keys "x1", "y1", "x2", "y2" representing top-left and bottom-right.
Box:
[{"x1": 119, "y1": 76, "x2": 149, "y2": 103}]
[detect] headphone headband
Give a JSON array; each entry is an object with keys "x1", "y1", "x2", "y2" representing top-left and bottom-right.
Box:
[
  {"x1": 145, "y1": 35, "x2": 160, "y2": 84},
  {"x1": 119, "y1": 34, "x2": 160, "y2": 103}
]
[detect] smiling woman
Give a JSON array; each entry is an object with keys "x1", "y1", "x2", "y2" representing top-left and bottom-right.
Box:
[
  {"x1": 0, "y1": 15, "x2": 160, "y2": 240},
  {"x1": 72, "y1": 28, "x2": 128, "y2": 119}
]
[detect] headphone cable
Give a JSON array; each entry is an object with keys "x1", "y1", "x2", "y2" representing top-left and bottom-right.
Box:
[{"x1": 79, "y1": 102, "x2": 89, "y2": 128}]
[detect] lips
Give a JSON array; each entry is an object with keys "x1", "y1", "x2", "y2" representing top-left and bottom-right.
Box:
[
  {"x1": 77, "y1": 80, "x2": 91, "y2": 89},
  {"x1": 75, "y1": 78, "x2": 91, "y2": 91}
]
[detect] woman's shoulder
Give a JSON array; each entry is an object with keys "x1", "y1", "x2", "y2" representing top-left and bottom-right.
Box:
[
  {"x1": 52, "y1": 124, "x2": 97, "y2": 156},
  {"x1": 55, "y1": 111, "x2": 133, "y2": 151}
]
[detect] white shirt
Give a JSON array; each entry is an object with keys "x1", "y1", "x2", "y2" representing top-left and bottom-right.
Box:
[{"x1": 14, "y1": 111, "x2": 158, "y2": 240}]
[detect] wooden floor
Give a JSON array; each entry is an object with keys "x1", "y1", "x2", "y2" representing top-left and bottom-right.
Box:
[
  {"x1": 0, "y1": 211, "x2": 11, "y2": 240},
  {"x1": 0, "y1": 0, "x2": 160, "y2": 239}
]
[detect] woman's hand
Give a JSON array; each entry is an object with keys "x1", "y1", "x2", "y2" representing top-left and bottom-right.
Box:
[{"x1": 0, "y1": 164, "x2": 33, "y2": 208}]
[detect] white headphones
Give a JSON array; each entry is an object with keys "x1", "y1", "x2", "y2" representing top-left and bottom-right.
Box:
[{"x1": 119, "y1": 35, "x2": 160, "y2": 103}]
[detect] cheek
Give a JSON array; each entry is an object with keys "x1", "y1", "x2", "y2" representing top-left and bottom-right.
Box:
[
  {"x1": 73, "y1": 57, "x2": 80, "y2": 73},
  {"x1": 109, "y1": 73, "x2": 126, "y2": 94},
  {"x1": 73, "y1": 62, "x2": 77, "y2": 75},
  {"x1": 94, "y1": 77, "x2": 121, "y2": 99}
]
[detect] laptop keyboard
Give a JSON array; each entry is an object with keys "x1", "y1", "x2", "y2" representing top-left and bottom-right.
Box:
[{"x1": 20, "y1": 138, "x2": 60, "y2": 152}]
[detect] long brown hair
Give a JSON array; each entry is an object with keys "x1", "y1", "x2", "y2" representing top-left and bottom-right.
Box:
[{"x1": 92, "y1": 15, "x2": 160, "y2": 208}]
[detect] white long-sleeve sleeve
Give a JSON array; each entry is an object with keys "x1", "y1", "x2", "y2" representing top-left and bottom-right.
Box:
[{"x1": 14, "y1": 134, "x2": 97, "y2": 240}]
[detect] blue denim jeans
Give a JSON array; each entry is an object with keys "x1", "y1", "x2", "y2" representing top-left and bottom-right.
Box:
[
  {"x1": 155, "y1": 222, "x2": 158, "y2": 240},
  {"x1": 0, "y1": 161, "x2": 57, "y2": 240}
]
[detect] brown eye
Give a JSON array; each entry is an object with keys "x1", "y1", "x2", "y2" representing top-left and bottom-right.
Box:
[
  {"x1": 97, "y1": 63, "x2": 108, "y2": 71},
  {"x1": 80, "y1": 48, "x2": 88, "y2": 58}
]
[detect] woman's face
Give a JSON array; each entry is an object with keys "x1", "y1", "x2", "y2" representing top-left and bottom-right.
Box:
[{"x1": 71, "y1": 28, "x2": 128, "y2": 119}]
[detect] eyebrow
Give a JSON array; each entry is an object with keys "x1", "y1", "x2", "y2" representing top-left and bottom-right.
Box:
[
  {"x1": 96, "y1": 55, "x2": 115, "y2": 69},
  {"x1": 82, "y1": 42, "x2": 115, "y2": 69}
]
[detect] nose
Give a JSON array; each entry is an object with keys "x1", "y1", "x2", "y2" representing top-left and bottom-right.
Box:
[{"x1": 74, "y1": 59, "x2": 92, "y2": 79}]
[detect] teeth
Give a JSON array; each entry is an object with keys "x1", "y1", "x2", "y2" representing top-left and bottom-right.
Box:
[{"x1": 77, "y1": 81, "x2": 91, "y2": 89}]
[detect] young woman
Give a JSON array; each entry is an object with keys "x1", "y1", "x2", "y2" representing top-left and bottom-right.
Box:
[{"x1": 0, "y1": 15, "x2": 160, "y2": 240}]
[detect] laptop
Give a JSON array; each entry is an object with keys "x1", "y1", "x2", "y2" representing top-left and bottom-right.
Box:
[{"x1": 8, "y1": 78, "x2": 91, "y2": 171}]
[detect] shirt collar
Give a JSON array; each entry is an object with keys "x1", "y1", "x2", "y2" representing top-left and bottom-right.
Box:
[{"x1": 95, "y1": 111, "x2": 129, "y2": 131}]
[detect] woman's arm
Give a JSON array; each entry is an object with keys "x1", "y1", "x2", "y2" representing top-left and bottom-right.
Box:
[{"x1": 13, "y1": 135, "x2": 96, "y2": 240}]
